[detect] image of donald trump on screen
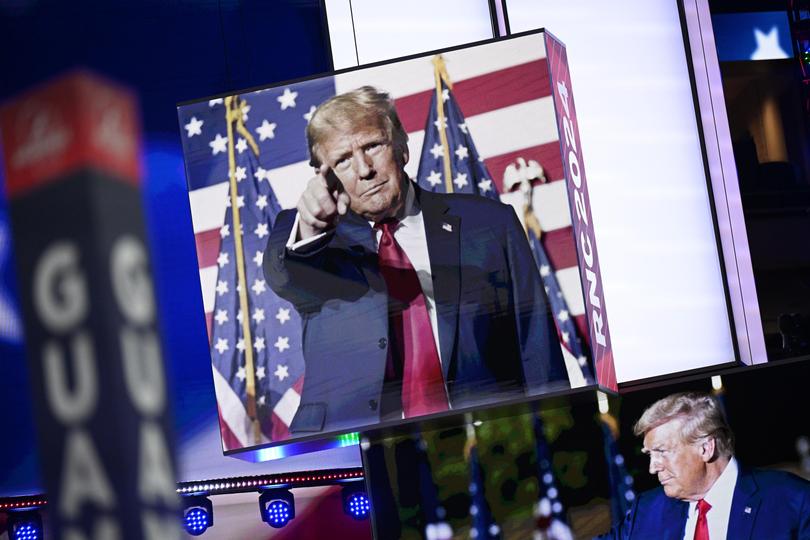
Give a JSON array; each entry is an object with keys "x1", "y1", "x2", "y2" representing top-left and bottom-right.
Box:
[{"x1": 263, "y1": 86, "x2": 570, "y2": 435}]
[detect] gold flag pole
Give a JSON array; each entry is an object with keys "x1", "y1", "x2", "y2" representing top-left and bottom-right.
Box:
[
  {"x1": 463, "y1": 412, "x2": 476, "y2": 460},
  {"x1": 432, "y1": 55, "x2": 455, "y2": 194},
  {"x1": 600, "y1": 412, "x2": 620, "y2": 440},
  {"x1": 224, "y1": 95, "x2": 262, "y2": 445},
  {"x1": 525, "y1": 207, "x2": 543, "y2": 240}
]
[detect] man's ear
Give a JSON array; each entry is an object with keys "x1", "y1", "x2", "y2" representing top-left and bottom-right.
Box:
[
  {"x1": 700, "y1": 437, "x2": 717, "y2": 463},
  {"x1": 401, "y1": 146, "x2": 409, "y2": 167}
]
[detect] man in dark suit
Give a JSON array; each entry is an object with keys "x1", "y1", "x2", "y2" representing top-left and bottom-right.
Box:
[
  {"x1": 264, "y1": 86, "x2": 567, "y2": 434},
  {"x1": 598, "y1": 392, "x2": 810, "y2": 539}
]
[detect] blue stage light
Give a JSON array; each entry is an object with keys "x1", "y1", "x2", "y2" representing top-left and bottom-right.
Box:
[
  {"x1": 12, "y1": 522, "x2": 41, "y2": 540},
  {"x1": 265, "y1": 500, "x2": 292, "y2": 528},
  {"x1": 259, "y1": 488, "x2": 296, "y2": 528},
  {"x1": 7, "y1": 511, "x2": 43, "y2": 540},
  {"x1": 341, "y1": 481, "x2": 371, "y2": 520},
  {"x1": 183, "y1": 495, "x2": 214, "y2": 536},
  {"x1": 184, "y1": 507, "x2": 210, "y2": 536},
  {"x1": 347, "y1": 492, "x2": 371, "y2": 519}
]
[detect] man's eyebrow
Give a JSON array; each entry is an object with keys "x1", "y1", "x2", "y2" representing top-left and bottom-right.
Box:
[{"x1": 328, "y1": 148, "x2": 352, "y2": 164}]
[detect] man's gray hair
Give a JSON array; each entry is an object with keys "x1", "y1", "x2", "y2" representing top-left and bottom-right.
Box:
[
  {"x1": 306, "y1": 86, "x2": 409, "y2": 167},
  {"x1": 633, "y1": 392, "x2": 735, "y2": 458}
]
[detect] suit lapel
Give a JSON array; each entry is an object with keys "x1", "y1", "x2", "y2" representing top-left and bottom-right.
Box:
[
  {"x1": 419, "y1": 190, "x2": 460, "y2": 380},
  {"x1": 728, "y1": 469, "x2": 760, "y2": 540}
]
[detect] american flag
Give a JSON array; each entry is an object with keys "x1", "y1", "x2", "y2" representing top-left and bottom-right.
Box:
[
  {"x1": 414, "y1": 432, "x2": 453, "y2": 540},
  {"x1": 415, "y1": 56, "x2": 592, "y2": 385},
  {"x1": 599, "y1": 414, "x2": 636, "y2": 526},
  {"x1": 179, "y1": 33, "x2": 590, "y2": 449},
  {"x1": 178, "y1": 79, "x2": 334, "y2": 448},
  {"x1": 532, "y1": 414, "x2": 573, "y2": 540},
  {"x1": 527, "y1": 226, "x2": 593, "y2": 385},
  {"x1": 466, "y1": 424, "x2": 502, "y2": 540},
  {"x1": 416, "y1": 59, "x2": 498, "y2": 200}
]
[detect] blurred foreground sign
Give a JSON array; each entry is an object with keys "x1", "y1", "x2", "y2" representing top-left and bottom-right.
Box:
[{"x1": 0, "y1": 71, "x2": 181, "y2": 540}]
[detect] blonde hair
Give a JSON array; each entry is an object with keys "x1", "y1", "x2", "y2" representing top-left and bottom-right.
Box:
[
  {"x1": 306, "y1": 86, "x2": 408, "y2": 167},
  {"x1": 634, "y1": 392, "x2": 734, "y2": 458}
]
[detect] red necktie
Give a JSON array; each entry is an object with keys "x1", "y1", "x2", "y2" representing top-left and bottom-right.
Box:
[
  {"x1": 694, "y1": 499, "x2": 711, "y2": 540},
  {"x1": 376, "y1": 221, "x2": 448, "y2": 417}
]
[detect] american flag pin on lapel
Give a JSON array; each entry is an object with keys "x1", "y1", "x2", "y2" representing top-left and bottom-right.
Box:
[
  {"x1": 442, "y1": 222, "x2": 453, "y2": 232},
  {"x1": 744, "y1": 507, "x2": 752, "y2": 514}
]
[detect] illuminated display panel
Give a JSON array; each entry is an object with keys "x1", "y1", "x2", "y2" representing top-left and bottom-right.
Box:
[
  {"x1": 711, "y1": 11, "x2": 793, "y2": 62},
  {"x1": 324, "y1": 0, "x2": 495, "y2": 69},
  {"x1": 504, "y1": 0, "x2": 738, "y2": 383},
  {"x1": 178, "y1": 31, "x2": 604, "y2": 454}
]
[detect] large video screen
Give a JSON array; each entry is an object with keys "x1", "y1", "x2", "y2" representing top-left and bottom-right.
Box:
[{"x1": 177, "y1": 31, "x2": 603, "y2": 451}]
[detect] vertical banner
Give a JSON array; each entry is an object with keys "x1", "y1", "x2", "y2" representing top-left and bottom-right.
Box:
[
  {"x1": 0, "y1": 72, "x2": 181, "y2": 539},
  {"x1": 545, "y1": 32, "x2": 616, "y2": 390}
]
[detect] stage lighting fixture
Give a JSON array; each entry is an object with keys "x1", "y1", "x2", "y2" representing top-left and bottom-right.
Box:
[
  {"x1": 342, "y1": 482, "x2": 371, "y2": 520},
  {"x1": 259, "y1": 488, "x2": 295, "y2": 528},
  {"x1": 7, "y1": 510, "x2": 43, "y2": 540},
  {"x1": 183, "y1": 495, "x2": 213, "y2": 536}
]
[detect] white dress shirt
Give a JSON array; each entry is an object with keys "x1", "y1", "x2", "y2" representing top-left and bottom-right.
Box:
[
  {"x1": 682, "y1": 457, "x2": 739, "y2": 540},
  {"x1": 285, "y1": 183, "x2": 444, "y2": 366}
]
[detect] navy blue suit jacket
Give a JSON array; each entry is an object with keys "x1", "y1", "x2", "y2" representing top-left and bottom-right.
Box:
[
  {"x1": 597, "y1": 469, "x2": 810, "y2": 540},
  {"x1": 264, "y1": 186, "x2": 567, "y2": 434}
]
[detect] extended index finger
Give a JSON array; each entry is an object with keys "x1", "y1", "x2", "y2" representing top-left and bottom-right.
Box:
[{"x1": 319, "y1": 163, "x2": 343, "y2": 194}]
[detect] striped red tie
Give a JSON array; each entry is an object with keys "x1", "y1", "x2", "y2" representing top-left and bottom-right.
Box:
[
  {"x1": 376, "y1": 221, "x2": 448, "y2": 417},
  {"x1": 694, "y1": 499, "x2": 711, "y2": 540}
]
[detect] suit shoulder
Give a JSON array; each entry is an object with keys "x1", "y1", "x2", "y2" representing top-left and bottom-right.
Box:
[
  {"x1": 434, "y1": 192, "x2": 517, "y2": 221},
  {"x1": 618, "y1": 487, "x2": 686, "y2": 534},
  {"x1": 750, "y1": 468, "x2": 810, "y2": 495},
  {"x1": 634, "y1": 486, "x2": 670, "y2": 510}
]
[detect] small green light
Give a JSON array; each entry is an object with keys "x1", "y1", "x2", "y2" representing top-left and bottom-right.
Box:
[{"x1": 337, "y1": 432, "x2": 360, "y2": 446}]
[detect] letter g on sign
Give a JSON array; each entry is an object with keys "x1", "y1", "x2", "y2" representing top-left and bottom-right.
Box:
[
  {"x1": 111, "y1": 235, "x2": 154, "y2": 325},
  {"x1": 34, "y1": 242, "x2": 88, "y2": 333}
]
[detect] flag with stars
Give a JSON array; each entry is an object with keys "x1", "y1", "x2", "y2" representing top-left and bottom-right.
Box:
[
  {"x1": 599, "y1": 415, "x2": 636, "y2": 526},
  {"x1": 414, "y1": 63, "x2": 592, "y2": 386},
  {"x1": 416, "y1": 78, "x2": 497, "y2": 199},
  {"x1": 414, "y1": 432, "x2": 453, "y2": 540},
  {"x1": 178, "y1": 78, "x2": 335, "y2": 448},
  {"x1": 468, "y1": 442, "x2": 502, "y2": 540},
  {"x1": 532, "y1": 414, "x2": 574, "y2": 540},
  {"x1": 528, "y1": 226, "x2": 593, "y2": 384},
  {"x1": 180, "y1": 33, "x2": 595, "y2": 448}
]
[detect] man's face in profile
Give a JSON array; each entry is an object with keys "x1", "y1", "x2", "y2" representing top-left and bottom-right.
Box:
[
  {"x1": 317, "y1": 116, "x2": 409, "y2": 223},
  {"x1": 642, "y1": 418, "x2": 709, "y2": 501}
]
